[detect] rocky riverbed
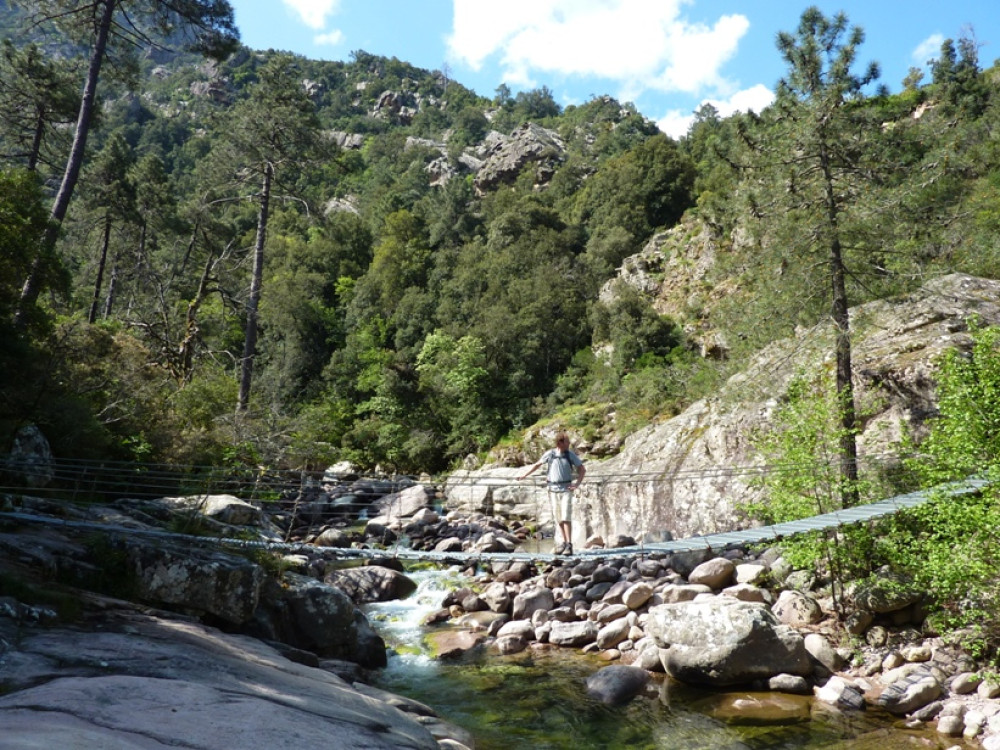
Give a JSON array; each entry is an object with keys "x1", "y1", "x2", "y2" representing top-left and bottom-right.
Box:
[{"x1": 3, "y1": 488, "x2": 1000, "y2": 749}]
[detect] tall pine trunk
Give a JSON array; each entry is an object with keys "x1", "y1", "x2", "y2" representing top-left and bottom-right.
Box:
[
  {"x1": 821, "y1": 145, "x2": 860, "y2": 507},
  {"x1": 237, "y1": 163, "x2": 272, "y2": 412},
  {"x1": 88, "y1": 214, "x2": 112, "y2": 324},
  {"x1": 14, "y1": 0, "x2": 115, "y2": 328}
]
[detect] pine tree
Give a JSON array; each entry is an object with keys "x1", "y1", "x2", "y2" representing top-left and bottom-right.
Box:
[
  {"x1": 10, "y1": 0, "x2": 238, "y2": 328},
  {"x1": 202, "y1": 54, "x2": 331, "y2": 412},
  {"x1": 739, "y1": 7, "x2": 884, "y2": 507}
]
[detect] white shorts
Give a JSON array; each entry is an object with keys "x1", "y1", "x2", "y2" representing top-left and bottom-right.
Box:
[{"x1": 548, "y1": 487, "x2": 573, "y2": 523}]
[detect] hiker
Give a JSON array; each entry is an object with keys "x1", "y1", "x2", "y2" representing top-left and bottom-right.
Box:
[{"x1": 518, "y1": 432, "x2": 585, "y2": 554}]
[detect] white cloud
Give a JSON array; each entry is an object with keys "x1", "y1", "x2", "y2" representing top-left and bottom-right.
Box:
[
  {"x1": 656, "y1": 110, "x2": 697, "y2": 139},
  {"x1": 656, "y1": 83, "x2": 774, "y2": 139},
  {"x1": 446, "y1": 0, "x2": 749, "y2": 100},
  {"x1": 282, "y1": 0, "x2": 340, "y2": 31},
  {"x1": 314, "y1": 29, "x2": 344, "y2": 47},
  {"x1": 912, "y1": 33, "x2": 945, "y2": 68},
  {"x1": 719, "y1": 84, "x2": 774, "y2": 115}
]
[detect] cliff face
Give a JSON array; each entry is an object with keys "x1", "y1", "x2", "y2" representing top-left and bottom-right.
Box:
[
  {"x1": 573, "y1": 273, "x2": 1000, "y2": 542},
  {"x1": 451, "y1": 274, "x2": 1000, "y2": 545}
]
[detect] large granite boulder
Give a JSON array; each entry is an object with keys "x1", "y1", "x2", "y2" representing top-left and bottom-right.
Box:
[
  {"x1": 249, "y1": 573, "x2": 387, "y2": 668},
  {"x1": 646, "y1": 598, "x2": 812, "y2": 687},
  {"x1": 4, "y1": 424, "x2": 53, "y2": 487},
  {"x1": 124, "y1": 538, "x2": 264, "y2": 625},
  {"x1": 369, "y1": 484, "x2": 434, "y2": 523},
  {"x1": 324, "y1": 565, "x2": 418, "y2": 604},
  {"x1": 0, "y1": 610, "x2": 438, "y2": 749}
]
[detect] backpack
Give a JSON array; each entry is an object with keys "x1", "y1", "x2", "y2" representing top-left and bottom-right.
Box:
[{"x1": 546, "y1": 449, "x2": 575, "y2": 484}]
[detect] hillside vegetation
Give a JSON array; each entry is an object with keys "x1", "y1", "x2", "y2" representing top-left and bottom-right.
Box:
[{"x1": 2, "y1": 2, "x2": 999, "y2": 477}]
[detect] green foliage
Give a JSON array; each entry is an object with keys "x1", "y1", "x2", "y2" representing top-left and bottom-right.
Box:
[
  {"x1": 574, "y1": 134, "x2": 695, "y2": 270},
  {"x1": 749, "y1": 372, "x2": 894, "y2": 605},
  {"x1": 2, "y1": 4, "x2": 1000, "y2": 480},
  {"x1": 751, "y1": 375, "x2": 859, "y2": 522},
  {"x1": 878, "y1": 486, "x2": 1000, "y2": 656},
  {"x1": 756, "y1": 326, "x2": 1000, "y2": 652},
  {"x1": 0, "y1": 40, "x2": 79, "y2": 175},
  {"x1": 909, "y1": 322, "x2": 1000, "y2": 484},
  {"x1": 0, "y1": 169, "x2": 60, "y2": 325}
]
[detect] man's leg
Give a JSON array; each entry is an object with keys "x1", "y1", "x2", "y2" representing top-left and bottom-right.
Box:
[
  {"x1": 549, "y1": 490, "x2": 565, "y2": 553},
  {"x1": 559, "y1": 491, "x2": 573, "y2": 553}
]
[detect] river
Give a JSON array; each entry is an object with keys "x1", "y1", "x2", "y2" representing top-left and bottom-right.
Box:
[{"x1": 363, "y1": 570, "x2": 966, "y2": 750}]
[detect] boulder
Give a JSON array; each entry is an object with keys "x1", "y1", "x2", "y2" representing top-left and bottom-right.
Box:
[
  {"x1": 688, "y1": 557, "x2": 735, "y2": 589},
  {"x1": 370, "y1": 484, "x2": 433, "y2": 521},
  {"x1": 496, "y1": 620, "x2": 535, "y2": 640},
  {"x1": 425, "y1": 630, "x2": 486, "y2": 660},
  {"x1": 735, "y1": 563, "x2": 768, "y2": 585},
  {"x1": 0, "y1": 614, "x2": 439, "y2": 750},
  {"x1": 646, "y1": 598, "x2": 812, "y2": 687},
  {"x1": 124, "y1": 538, "x2": 263, "y2": 625},
  {"x1": 5, "y1": 424, "x2": 53, "y2": 487},
  {"x1": 771, "y1": 590, "x2": 823, "y2": 626},
  {"x1": 848, "y1": 572, "x2": 921, "y2": 614},
  {"x1": 512, "y1": 587, "x2": 554, "y2": 620},
  {"x1": 769, "y1": 674, "x2": 811, "y2": 694},
  {"x1": 721, "y1": 584, "x2": 771, "y2": 604},
  {"x1": 596, "y1": 618, "x2": 631, "y2": 650},
  {"x1": 495, "y1": 634, "x2": 529, "y2": 655},
  {"x1": 585, "y1": 665, "x2": 650, "y2": 705},
  {"x1": 323, "y1": 566, "x2": 417, "y2": 604},
  {"x1": 157, "y1": 494, "x2": 263, "y2": 526},
  {"x1": 480, "y1": 581, "x2": 512, "y2": 613},
  {"x1": 313, "y1": 528, "x2": 352, "y2": 547},
  {"x1": 877, "y1": 669, "x2": 944, "y2": 715},
  {"x1": 803, "y1": 633, "x2": 845, "y2": 672},
  {"x1": 814, "y1": 676, "x2": 866, "y2": 711},
  {"x1": 622, "y1": 582, "x2": 653, "y2": 610},
  {"x1": 249, "y1": 573, "x2": 386, "y2": 668},
  {"x1": 548, "y1": 620, "x2": 599, "y2": 648}
]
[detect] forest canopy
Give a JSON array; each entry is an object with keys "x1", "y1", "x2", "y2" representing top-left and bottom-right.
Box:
[{"x1": 1, "y1": 3, "x2": 999, "y2": 474}]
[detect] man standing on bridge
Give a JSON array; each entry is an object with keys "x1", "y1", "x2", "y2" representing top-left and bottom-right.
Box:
[{"x1": 518, "y1": 432, "x2": 585, "y2": 555}]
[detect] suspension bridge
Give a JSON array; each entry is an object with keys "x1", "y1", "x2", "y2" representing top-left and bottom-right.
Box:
[{"x1": 0, "y1": 455, "x2": 991, "y2": 565}]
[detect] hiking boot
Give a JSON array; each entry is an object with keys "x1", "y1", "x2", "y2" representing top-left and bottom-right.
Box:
[
  {"x1": 562, "y1": 543, "x2": 573, "y2": 556},
  {"x1": 552, "y1": 542, "x2": 565, "y2": 555}
]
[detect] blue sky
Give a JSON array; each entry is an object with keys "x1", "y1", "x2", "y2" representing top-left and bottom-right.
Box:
[{"x1": 228, "y1": 1, "x2": 998, "y2": 137}]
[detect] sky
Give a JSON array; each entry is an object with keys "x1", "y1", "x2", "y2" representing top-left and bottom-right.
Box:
[{"x1": 227, "y1": 0, "x2": 998, "y2": 138}]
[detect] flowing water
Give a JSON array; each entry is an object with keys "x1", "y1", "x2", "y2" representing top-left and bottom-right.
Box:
[{"x1": 364, "y1": 570, "x2": 967, "y2": 750}]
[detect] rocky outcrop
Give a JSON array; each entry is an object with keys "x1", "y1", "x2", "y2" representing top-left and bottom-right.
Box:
[
  {"x1": 329, "y1": 131, "x2": 365, "y2": 149},
  {"x1": 372, "y1": 90, "x2": 417, "y2": 123},
  {"x1": 3, "y1": 424, "x2": 53, "y2": 488},
  {"x1": 451, "y1": 274, "x2": 1000, "y2": 546},
  {"x1": 0, "y1": 606, "x2": 453, "y2": 749},
  {"x1": 124, "y1": 536, "x2": 264, "y2": 624},
  {"x1": 0, "y1": 511, "x2": 387, "y2": 669},
  {"x1": 472, "y1": 122, "x2": 565, "y2": 195}
]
